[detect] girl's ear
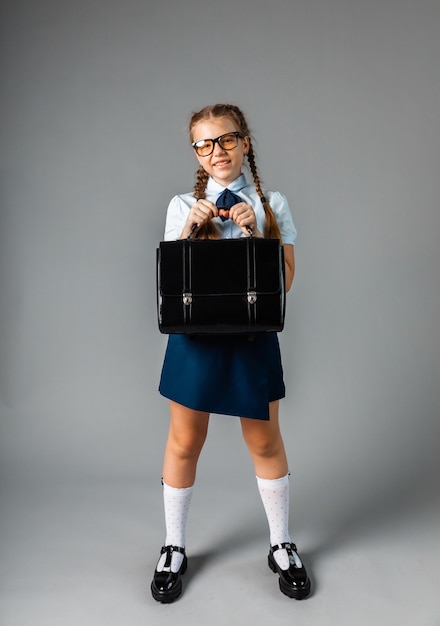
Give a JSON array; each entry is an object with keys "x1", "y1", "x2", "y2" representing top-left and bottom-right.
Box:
[{"x1": 243, "y1": 135, "x2": 250, "y2": 154}]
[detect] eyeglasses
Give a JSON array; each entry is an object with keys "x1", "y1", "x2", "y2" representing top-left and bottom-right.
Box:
[{"x1": 191, "y1": 132, "x2": 244, "y2": 157}]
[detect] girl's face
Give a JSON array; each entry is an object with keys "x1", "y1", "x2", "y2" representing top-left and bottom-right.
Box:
[{"x1": 191, "y1": 117, "x2": 249, "y2": 187}]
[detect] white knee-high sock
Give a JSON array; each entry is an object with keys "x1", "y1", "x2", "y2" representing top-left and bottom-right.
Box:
[
  {"x1": 257, "y1": 474, "x2": 302, "y2": 570},
  {"x1": 156, "y1": 481, "x2": 193, "y2": 573}
]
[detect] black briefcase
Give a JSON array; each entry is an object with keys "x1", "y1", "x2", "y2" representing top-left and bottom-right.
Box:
[{"x1": 156, "y1": 236, "x2": 286, "y2": 334}]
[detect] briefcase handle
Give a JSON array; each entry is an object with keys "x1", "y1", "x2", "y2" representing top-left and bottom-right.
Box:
[{"x1": 188, "y1": 221, "x2": 253, "y2": 239}]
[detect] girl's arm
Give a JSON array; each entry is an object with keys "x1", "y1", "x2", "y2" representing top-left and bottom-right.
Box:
[{"x1": 283, "y1": 244, "x2": 295, "y2": 292}]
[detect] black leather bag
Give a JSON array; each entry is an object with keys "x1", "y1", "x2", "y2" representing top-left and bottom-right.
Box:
[{"x1": 156, "y1": 235, "x2": 286, "y2": 334}]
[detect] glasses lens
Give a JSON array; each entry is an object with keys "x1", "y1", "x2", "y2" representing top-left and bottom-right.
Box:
[
  {"x1": 218, "y1": 133, "x2": 239, "y2": 150},
  {"x1": 193, "y1": 133, "x2": 241, "y2": 156},
  {"x1": 194, "y1": 139, "x2": 213, "y2": 156}
]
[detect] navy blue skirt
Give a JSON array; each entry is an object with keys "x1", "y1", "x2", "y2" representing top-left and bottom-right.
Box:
[{"x1": 159, "y1": 333, "x2": 285, "y2": 420}]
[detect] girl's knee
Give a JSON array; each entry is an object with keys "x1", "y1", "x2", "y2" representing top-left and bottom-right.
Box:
[
  {"x1": 242, "y1": 429, "x2": 280, "y2": 458},
  {"x1": 168, "y1": 424, "x2": 207, "y2": 461},
  {"x1": 241, "y1": 419, "x2": 284, "y2": 460},
  {"x1": 167, "y1": 403, "x2": 209, "y2": 460},
  {"x1": 246, "y1": 436, "x2": 282, "y2": 460}
]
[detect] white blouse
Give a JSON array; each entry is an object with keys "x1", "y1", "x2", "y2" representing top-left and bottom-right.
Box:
[{"x1": 164, "y1": 173, "x2": 297, "y2": 244}]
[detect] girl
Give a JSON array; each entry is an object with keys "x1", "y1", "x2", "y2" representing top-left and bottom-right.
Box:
[{"x1": 151, "y1": 104, "x2": 310, "y2": 603}]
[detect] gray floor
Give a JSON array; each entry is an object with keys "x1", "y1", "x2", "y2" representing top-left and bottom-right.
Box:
[{"x1": 1, "y1": 474, "x2": 439, "y2": 626}]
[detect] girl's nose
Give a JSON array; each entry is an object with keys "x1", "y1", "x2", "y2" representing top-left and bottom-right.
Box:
[{"x1": 212, "y1": 141, "x2": 226, "y2": 155}]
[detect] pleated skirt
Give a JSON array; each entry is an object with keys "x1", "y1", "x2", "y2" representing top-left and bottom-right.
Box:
[{"x1": 158, "y1": 332, "x2": 285, "y2": 420}]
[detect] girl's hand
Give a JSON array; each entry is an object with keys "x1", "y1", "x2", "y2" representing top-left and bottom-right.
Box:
[
  {"x1": 229, "y1": 202, "x2": 263, "y2": 237},
  {"x1": 180, "y1": 199, "x2": 218, "y2": 239}
]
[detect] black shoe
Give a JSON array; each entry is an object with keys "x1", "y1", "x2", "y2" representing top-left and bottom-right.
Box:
[
  {"x1": 151, "y1": 545, "x2": 187, "y2": 604},
  {"x1": 268, "y1": 542, "x2": 311, "y2": 600}
]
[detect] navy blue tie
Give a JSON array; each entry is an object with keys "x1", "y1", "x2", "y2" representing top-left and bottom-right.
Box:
[{"x1": 216, "y1": 189, "x2": 242, "y2": 221}]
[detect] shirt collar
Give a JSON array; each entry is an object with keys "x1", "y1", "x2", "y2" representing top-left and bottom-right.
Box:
[{"x1": 206, "y1": 173, "x2": 249, "y2": 195}]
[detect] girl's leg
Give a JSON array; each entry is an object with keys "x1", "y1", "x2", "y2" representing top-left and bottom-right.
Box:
[
  {"x1": 152, "y1": 402, "x2": 209, "y2": 603},
  {"x1": 163, "y1": 400, "x2": 210, "y2": 488},
  {"x1": 240, "y1": 400, "x2": 288, "y2": 479},
  {"x1": 241, "y1": 402, "x2": 292, "y2": 563},
  {"x1": 156, "y1": 402, "x2": 209, "y2": 570},
  {"x1": 240, "y1": 402, "x2": 307, "y2": 579}
]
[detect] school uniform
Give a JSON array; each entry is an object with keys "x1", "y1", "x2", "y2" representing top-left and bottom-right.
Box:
[{"x1": 158, "y1": 174, "x2": 297, "y2": 421}]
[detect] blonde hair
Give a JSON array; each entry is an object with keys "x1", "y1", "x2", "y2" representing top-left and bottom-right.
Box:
[{"x1": 189, "y1": 104, "x2": 282, "y2": 240}]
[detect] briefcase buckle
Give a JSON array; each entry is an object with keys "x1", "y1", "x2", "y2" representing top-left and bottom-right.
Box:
[
  {"x1": 247, "y1": 291, "x2": 257, "y2": 304},
  {"x1": 183, "y1": 292, "x2": 192, "y2": 305}
]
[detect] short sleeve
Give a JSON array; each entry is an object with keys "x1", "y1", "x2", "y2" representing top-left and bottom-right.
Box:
[
  {"x1": 269, "y1": 191, "x2": 297, "y2": 245},
  {"x1": 163, "y1": 195, "x2": 192, "y2": 241}
]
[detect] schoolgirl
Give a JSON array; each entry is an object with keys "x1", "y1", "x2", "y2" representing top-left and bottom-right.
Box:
[{"x1": 151, "y1": 104, "x2": 311, "y2": 603}]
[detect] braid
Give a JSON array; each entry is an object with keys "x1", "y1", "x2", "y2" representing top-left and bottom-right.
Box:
[
  {"x1": 193, "y1": 166, "x2": 209, "y2": 199},
  {"x1": 246, "y1": 143, "x2": 282, "y2": 240},
  {"x1": 192, "y1": 166, "x2": 219, "y2": 239},
  {"x1": 189, "y1": 103, "x2": 282, "y2": 241}
]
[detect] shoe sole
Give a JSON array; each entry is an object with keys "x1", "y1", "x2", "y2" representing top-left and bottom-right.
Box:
[
  {"x1": 151, "y1": 558, "x2": 187, "y2": 604},
  {"x1": 268, "y1": 554, "x2": 311, "y2": 600}
]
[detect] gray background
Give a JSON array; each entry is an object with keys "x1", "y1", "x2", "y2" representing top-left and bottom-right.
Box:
[{"x1": 1, "y1": 0, "x2": 439, "y2": 625}]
